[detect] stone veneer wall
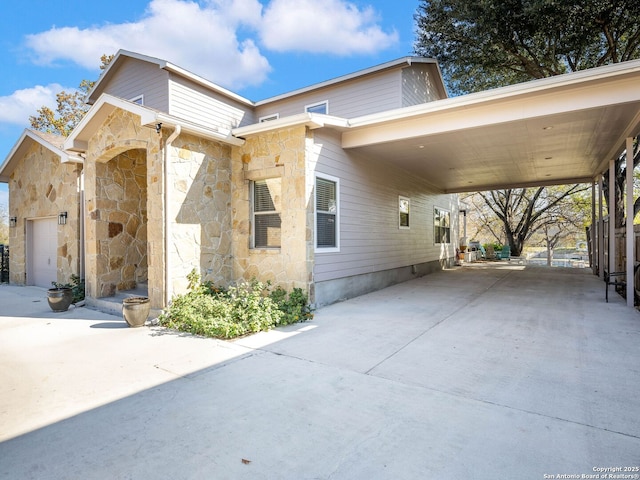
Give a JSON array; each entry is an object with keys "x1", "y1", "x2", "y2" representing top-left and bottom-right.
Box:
[
  {"x1": 166, "y1": 133, "x2": 233, "y2": 296},
  {"x1": 93, "y1": 149, "x2": 147, "y2": 296},
  {"x1": 84, "y1": 109, "x2": 163, "y2": 307},
  {"x1": 231, "y1": 125, "x2": 312, "y2": 294},
  {"x1": 8, "y1": 141, "x2": 82, "y2": 285}
]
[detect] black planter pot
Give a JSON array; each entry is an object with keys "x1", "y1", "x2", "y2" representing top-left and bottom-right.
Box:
[{"x1": 47, "y1": 287, "x2": 74, "y2": 312}]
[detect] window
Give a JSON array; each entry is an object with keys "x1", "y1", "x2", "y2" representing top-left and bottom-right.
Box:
[
  {"x1": 315, "y1": 174, "x2": 339, "y2": 251},
  {"x1": 306, "y1": 101, "x2": 328, "y2": 115},
  {"x1": 434, "y1": 207, "x2": 451, "y2": 244},
  {"x1": 399, "y1": 196, "x2": 410, "y2": 229},
  {"x1": 252, "y1": 179, "x2": 281, "y2": 248},
  {"x1": 130, "y1": 95, "x2": 144, "y2": 105},
  {"x1": 259, "y1": 113, "x2": 279, "y2": 122}
]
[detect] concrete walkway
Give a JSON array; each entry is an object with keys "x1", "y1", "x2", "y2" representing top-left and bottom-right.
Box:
[{"x1": 1, "y1": 264, "x2": 639, "y2": 479}]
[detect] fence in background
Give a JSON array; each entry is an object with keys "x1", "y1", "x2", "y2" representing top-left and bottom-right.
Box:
[{"x1": 0, "y1": 244, "x2": 8, "y2": 283}]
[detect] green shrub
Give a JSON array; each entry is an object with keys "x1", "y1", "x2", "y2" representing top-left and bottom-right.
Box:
[
  {"x1": 269, "y1": 286, "x2": 314, "y2": 325},
  {"x1": 159, "y1": 270, "x2": 313, "y2": 339},
  {"x1": 483, "y1": 242, "x2": 503, "y2": 251}
]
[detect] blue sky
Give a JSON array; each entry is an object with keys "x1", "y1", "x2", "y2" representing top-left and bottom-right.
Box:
[{"x1": 0, "y1": 0, "x2": 422, "y2": 215}]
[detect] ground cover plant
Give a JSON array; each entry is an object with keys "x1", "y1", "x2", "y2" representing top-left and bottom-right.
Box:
[{"x1": 159, "y1": 270, "x2": 313, "y2": 339}]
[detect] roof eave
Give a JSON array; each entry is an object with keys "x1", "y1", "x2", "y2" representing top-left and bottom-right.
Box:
[
  {"x1": 65, "y1": 93, "x2": 245, "y2": 153},
  {"x1": 0, "y1": 129, "x2": 83, "y2": 183},
  {"x1": 232, "y1": 113, "x2": 350, "y2": 138},
  {"x1": 347, "y1": 58, "x2": 640, "y2": 131}
]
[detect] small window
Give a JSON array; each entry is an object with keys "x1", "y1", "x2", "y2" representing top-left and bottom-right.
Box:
[
  {"x1": 399, "y1": 196, "x2": 410, "y2": 229},
  {"x1": 259, "y1": 114, "x2": 279, "y2": 122},
  {"x1": 252, "y1": 179, "x2": 282, "y2": 248},
  {"x1": 306, "y1": 101, "x2": 328, "y2": 115},
  {"x1": 434, "y1": 207, "x2": 451, "y2": 244},
  {"x1": 130, "y1": 95, "x2": 144, "y2": 105},
  {"x1": 315, "y1": 174, "x2": 339, "y2": 251}
]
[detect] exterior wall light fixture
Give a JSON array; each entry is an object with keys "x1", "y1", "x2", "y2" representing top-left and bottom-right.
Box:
[
  {"x1": 58, "y1": 212, "x2": 68, "y2": 225},
  {"x1": 9, "y1": 217, "x2": 17, "y2": 228}
]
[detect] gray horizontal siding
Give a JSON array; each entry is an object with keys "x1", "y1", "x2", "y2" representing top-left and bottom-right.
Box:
[
  {"x1": 256, "y1": 69, "x2": 402, "y2": 120},
  {"x1": 101, "y1": 57, "x2": 169, "y2": 111},
  {"x1": 312, "y1": 129, "x2": 458, "y2": 283},
  {"x1": 169, "y1": 76, "x2": 255, "y2": 129},
  {"x1": 402, "y1": 65, "x2": 446, "y2": 107}
]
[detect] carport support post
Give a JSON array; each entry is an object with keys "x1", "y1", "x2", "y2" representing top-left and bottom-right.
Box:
[
  {"x1": 591, "y1": 181, "x2": 596, "y2": 275},
  {"x1": 609, "y1": 159, "x2": 616, "y2": 278},
  {"x1": 598, "y1": 175, "x2": 605, "y2": 278},
  {"x1": 626, "y1": 137, "x2": 635, "y2": 307}
]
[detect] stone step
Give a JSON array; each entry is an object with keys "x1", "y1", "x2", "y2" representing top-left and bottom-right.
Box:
[{"x1": 86, "y1": 284, "x2": 150, "y2": 318}]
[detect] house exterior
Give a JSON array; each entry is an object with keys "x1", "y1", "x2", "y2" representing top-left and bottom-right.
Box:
[{"x1": 0, "y1": 50, "x2": 459, "y2": 311}]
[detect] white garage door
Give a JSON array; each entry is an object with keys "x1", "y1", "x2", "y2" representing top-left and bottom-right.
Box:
[{"x1": 29, "y1": 218, "x2": 58, "y2": 288}]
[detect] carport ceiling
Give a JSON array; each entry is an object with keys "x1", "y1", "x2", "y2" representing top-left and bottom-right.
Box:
[{"x1": 342, "y1": 60, "x2": 640, "y2": 194}]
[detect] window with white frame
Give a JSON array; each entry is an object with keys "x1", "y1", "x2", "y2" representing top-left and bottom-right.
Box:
[
  {"x1": 252, "y1": 179, "x2": 282, "y2": 248},
  {"x1": 306, "y1": 101, "x2": 328, "y2": 115},
  {"x1": 130, "y1": 95, "x2": 144, "y2": 105},
  {"x1": 259, "y1": 113, "x2": 279, "y2": 122},
  {"x1": 399, "y1": 196, "x2": 410, "y2": 229},
  {"x1": 434, "y1": 207, "x2": 451, "y2": 244},
  {"x1": 315, "y1": 175, "x2": 339, "y2": 250}
]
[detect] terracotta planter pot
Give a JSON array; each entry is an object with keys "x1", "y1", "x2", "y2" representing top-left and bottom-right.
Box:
[
  {"x1": 47, "y1": 287, "x2": 74, "y2": 312},
  {"x1": 122, "y1": 296, "x2": 150, "y2": 327}
]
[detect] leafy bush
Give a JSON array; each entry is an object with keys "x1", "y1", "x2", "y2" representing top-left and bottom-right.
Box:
[
  {"x1": 270, "y1": 286, "x2": 314, "y2": 325},
  {"x1": 159, "y1": 270, "x2": 313, "y2": 339}
]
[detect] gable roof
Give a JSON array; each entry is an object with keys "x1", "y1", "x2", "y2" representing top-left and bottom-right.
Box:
[
  {"x1": 86, "y1": 50, "x2": 254, "y2": 107},
  {"x1": 88, "y1": 50, "x2": 445, "y2": 108},
  {"x1": 255, "y1": 57, "x2": 447, "y2": 106},
  {"x1": 0, "y1": 129, "x2": 84, "y2": 182}
]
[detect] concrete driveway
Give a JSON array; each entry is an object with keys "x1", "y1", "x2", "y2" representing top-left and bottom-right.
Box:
[{"x1": 1, "y1": 264, "x2": 639, "y2": 479}]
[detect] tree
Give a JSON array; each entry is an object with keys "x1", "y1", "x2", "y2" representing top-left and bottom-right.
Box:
[
  {"x1": 529, "y1": 188, "x2": 591, "y2": 264},
  {"x1": 0, "y1": 204, "x2": 8, "y2": 245},
  {"x1": 414, "y1": 0, "x2": 640, "y2": 96},
  {"x1": 414, "y1": 0, "x2": 640, "y2": 247},
  {"x1": 29, "y1": 54, "x2": 113, "y2": 136},
  {"x1": 476, "y1": 185, "x2": 588, "y2": 257},
  {"x1": 460, "y1": 192, "x2": 506, "y2": 245}
]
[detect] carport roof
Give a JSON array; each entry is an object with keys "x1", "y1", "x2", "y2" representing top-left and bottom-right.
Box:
[{"x1": 341, "y1": 59, "x2": 640, "y2": 193}]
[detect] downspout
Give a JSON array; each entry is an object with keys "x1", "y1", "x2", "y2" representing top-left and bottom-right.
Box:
[
  {"x1": 79, "y1": 169, "x2": 85, "y2": 282},
  {"x1": 164, "y1": 125, "x2": 181, "y2": 307}
]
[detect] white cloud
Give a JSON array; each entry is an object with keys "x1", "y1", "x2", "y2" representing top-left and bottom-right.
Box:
[
  {"x1": 22, "y1": 0, "x2": 397, "y2": 90},
  {"x1": 24, "y1": 0, "x2": 270, "y2": 90},
  {"x1": 0, "y1": 84, "x2": 64, "y2": 126},
  {"x1": 260, "y1": 0, "x2": 398, "y2": 55}
]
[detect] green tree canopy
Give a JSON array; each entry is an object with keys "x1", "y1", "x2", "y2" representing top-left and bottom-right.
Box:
[
  {"x1": 29, "y1": 54, "x2": 114, "y2": 136},
  {"x1": 414, "y1": 0, "x2": 640, "y2": 95}
]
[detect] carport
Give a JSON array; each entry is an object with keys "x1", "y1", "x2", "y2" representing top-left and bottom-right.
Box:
[{"x1": 343, "y1": 59, "x2": 640, "y2": 307}]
